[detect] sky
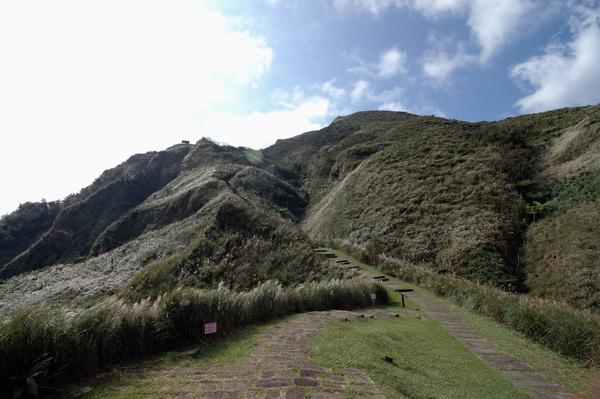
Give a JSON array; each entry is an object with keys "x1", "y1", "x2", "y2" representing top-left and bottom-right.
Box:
[{"x1": 1, "y1": 0, "x2": 599, "y2": 216}]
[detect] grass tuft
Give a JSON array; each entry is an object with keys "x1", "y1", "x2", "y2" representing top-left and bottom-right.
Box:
[{"x1": 0, "y1": 278, "x2": 386, "y2": 398}]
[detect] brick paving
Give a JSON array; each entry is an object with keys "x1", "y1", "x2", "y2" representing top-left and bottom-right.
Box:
[
  {"x1": 160, "y1": 309, "x2": 403, "y2": 398},
  {"x1": 127, "y1": 249, "x2": 579, "y2": 399}
]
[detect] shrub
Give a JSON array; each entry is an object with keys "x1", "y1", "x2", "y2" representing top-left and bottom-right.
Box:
[{"x1": 463, "y1": 250, "x2": 508, "y2": 285}]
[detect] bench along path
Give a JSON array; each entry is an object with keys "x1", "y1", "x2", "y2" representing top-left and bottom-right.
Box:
[
  {"x1": 319, "y1": 249, "x2": 577, "y2": 399},
  {"x1": 166, "y1": 309, "x2": 407, "y2": 399}
]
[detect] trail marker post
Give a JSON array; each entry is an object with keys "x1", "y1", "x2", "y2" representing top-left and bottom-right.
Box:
[{"x1": 371, "y1": 293, "x2": 376, "y2": 308}]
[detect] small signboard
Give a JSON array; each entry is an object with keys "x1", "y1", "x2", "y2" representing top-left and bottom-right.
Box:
[
  {"x1": 204, "y1": 322, "x2": 217, "y2": 335},
  {"x1": 370, "y1": 293, "x2": 377, "y2": 300}
]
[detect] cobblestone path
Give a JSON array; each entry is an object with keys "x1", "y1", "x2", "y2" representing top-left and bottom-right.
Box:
[
  {"x1": 115, "y1": 249, "x2": 581, "y2": 398},
  {"x1": 165, "y1": 309, "x2": 404, "y2": 399},
  {"x1": 396, "y1": 289, "x2": 577, "y2": 399}
]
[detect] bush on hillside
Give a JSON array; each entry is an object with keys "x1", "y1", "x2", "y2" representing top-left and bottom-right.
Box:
[
  {"x1": 120, "y1": 200, "x2": 347, "y2": 302},
  {"x1": 524, "y1": 199, "x2": 600, "y2": 311}
]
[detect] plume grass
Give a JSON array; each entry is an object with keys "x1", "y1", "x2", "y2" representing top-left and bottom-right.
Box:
[{"x1": 0, "y1": 278, "x2": 386, "y2": 398}]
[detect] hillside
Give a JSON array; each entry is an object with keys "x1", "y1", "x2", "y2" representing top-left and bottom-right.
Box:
[
  {"x1": 267, "y1": 104, "x2": 600, "y2": 309},
  {"x1": 0, "y1": 139, "x2": 342, "y2": 313},
  {"x1": 1, "y1": 104, "x2": 600, "y2": 313}
]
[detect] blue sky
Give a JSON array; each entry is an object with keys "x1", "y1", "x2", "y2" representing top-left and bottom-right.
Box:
[{"x1": 1, "y1": 0, "x2": 599, "y2": 216}]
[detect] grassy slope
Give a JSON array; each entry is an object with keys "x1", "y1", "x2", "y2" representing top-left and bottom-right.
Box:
[
  {"x1": 0, "y1": 145, "x2": 193, "y2": 279},
  {"x1": 0, "y1": 140, "x2": 321, "y2": 314},
  {"x1": 273, "y1": 115, "x2": 528, "y2": 286},
  {"x1": 265, "y1": 105, "x2": 600, "y2": 310},
  {"x1": 4, "y1": 105, "x2": 600, "y2": 311},
  {"x1": 61, "y1": 283, "x2": 599, "y2": 399},
  {"x1": 118, "y1": 194, "x2": 343, "y2": 302},
  {"x1": 521, "y1": 105, "x2": 600, "y2": 310},
  {"x1": 0, "y1": 200, "x2": 62, "y2": 268}
]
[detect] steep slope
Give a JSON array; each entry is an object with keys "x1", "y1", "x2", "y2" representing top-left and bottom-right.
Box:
[
  {"x1": 0, "y1": 200, "x2": 61, "y2": 269},
  {"x1": 267, "y1": 105, "x2": 600, "y2": 307},
  {"x1": 0, "y1": 144, "x2": 193, "y2": 279},
  {"x1": 521, "y1": 106, "x2": 600, "y2": 309},
  {"x1": 2, "y1": 104, "x2": 599, "y2": 313},
  {"x1": 268, "y1": 113, "x2": 529, "y2": 286},
  {"x1": 0, "y1": 139, "x2": 336, "y2": 314}
]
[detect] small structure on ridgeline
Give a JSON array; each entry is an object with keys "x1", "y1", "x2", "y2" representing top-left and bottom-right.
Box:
[{"x1": 181, "y1": 140, "x2": 190, "y2": 145}]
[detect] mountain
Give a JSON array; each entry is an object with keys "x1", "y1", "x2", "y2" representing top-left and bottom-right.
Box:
[{"x1": 1, "y1": 104, "x2": 599, "y2": 313}]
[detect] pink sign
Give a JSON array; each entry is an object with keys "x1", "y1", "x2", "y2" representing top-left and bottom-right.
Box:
[
  {"x1": 370, "y1": 293, "x2": 376, "y2": 300},
  {"x1": 204, "y1": 322, "x2": 217, "y2": 335}
]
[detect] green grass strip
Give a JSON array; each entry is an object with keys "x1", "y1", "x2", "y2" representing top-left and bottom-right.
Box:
[{"x1": 311, "y1": 317, "x2": 531, "y2": 399}]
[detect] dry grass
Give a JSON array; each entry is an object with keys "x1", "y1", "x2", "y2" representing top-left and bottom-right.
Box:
[
  {"x1": 525, "y1": 199, "x2": 600, "y2": 310},
  {"x1": 0, "y1": 279, "x2": 387, "y2": 398}
]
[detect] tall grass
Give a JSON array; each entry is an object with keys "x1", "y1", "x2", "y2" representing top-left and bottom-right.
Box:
[
  {"x1": 375, "y1": 255, "x2": 600, "y2": 367},
  {"x1": 0, "y1": 279, "x2": 387, "y2": 398}
]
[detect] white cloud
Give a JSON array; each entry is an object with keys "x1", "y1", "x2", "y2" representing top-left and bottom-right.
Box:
[
  {"x1": 204, "y1": 95, "x2": 332, "y2": 149},
  {"x1": 349, "y1": 80, "x2": 406, "y2": 106},
  {"x1": 317, "y1": 79, "x2": 347, "y2": 100},
  {"x1": 348, "y1": 47, "x2": 408, "y2": 79},
  {"x1": 421, "y1": 42, "x2": 477, "y2": 84},
  {"x1": 415, "y1": 0, "x2": 543, "y2": 67},
  {"x1": 511, "y1": 5, "x2": 600, "y2": 113},
  {"x1": 467, "y1": 0, "x2": 540, "y2": 63},
  {"x1": 0, "y1": 1, "x2": 272, "y2": 116},
  {"x1": 351, "y1": 80, "x2": 370, "y2": 103},
  {"x1": 0, "y1": 0, "x2": 273, "y2": 214},
  {"x1": 336, "y1": 0, "x2": 544, "y2": 69},
  {"x1": 378, "y1": 47, "x2": 408, "y2": 77},
  {"x1": 378, "y1": 102, "x2": 408, "y2": 112}
]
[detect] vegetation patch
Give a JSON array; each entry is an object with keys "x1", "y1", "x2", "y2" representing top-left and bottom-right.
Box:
[
  {"x1": 120, "y1": 198, "x2": 345, "y2": 302},
  {"x1": 524, "y1": 199, "x2": 600, "y2": 310},
  {"x1": 0, "y1": 279, "x2": 387, "y2": 398}
]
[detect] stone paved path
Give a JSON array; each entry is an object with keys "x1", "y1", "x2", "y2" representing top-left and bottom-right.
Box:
[
  {"x1": 165, "y1": 309, "x2": 406, "y2": 399},
  {"x1": 114, "y1": 250, "x2": 580, "y2": 398},
  {"x1": 322, "y1": 250, "x2": 578, "y2": 399}
]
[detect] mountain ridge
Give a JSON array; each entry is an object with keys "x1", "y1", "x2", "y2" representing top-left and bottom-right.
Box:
[{"x1": 1, "y1": 104, "x2": 599, "y2": 312}]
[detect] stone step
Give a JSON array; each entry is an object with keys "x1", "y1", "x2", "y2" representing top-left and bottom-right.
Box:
[{"x1": 373, "y1": 276, "x2": 389, "y2": 281}]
